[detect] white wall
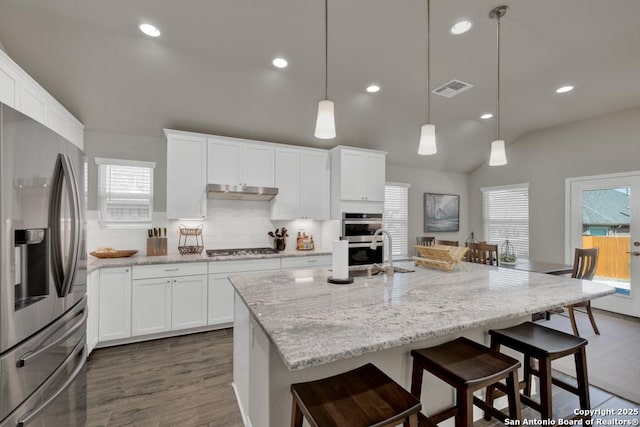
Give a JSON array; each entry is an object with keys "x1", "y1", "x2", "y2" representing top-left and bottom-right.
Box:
[
  {"x1": 469, "y1": 106, "x2": 640, "y2": 263},
  {"x1": 387, "y1": 163, "x2": 470, "y2": 255},
  {"x1": 84, "y1": 130, "x2": 167, "y2": 211}
]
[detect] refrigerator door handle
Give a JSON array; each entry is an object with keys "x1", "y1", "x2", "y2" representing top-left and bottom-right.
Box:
[
  {"x1": 17, "y1": 308, "x2": 87, "y2": 368},
  {"x1": 61, "y1": 154, "x2": 81, "y2": 296},
  {"x1": 16, "y1": 340, "x2": 87, "y2": 427},
  {"x1": 48, "y1": 154, "x2": 81, "y2": 297}
]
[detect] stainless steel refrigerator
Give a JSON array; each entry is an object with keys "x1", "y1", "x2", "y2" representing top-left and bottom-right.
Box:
[{"x1": 0, "y1": 103, "x2": 87, "y2": 426}]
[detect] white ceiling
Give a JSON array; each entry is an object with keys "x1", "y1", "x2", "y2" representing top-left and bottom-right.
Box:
[{"x1": 1, "y1": 0, "x2": 639, "y2": 172}]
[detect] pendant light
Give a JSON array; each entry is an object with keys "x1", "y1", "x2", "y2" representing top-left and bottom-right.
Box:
[
  {"x1": 418, "y1": 0, "x2": 437, "y2": 155},
  {"x1": 314, "y1": 0, "x2": 336, "y2": 139},
  {"x1": 488, "y1": 5, "x2": 508, "y2": 166}
]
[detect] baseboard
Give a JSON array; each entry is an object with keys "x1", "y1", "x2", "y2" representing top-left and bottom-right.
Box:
[
  {"x1": 231, "y1": 382, "x2": 249, "y2": 427},
  {"x1": 95, "y1": 323, "x2": 233, "y2": 349}
]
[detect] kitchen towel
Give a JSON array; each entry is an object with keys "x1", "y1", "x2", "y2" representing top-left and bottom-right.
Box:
[{"x1": 332, "y1": 239, "x2": 349, "y2": 280}]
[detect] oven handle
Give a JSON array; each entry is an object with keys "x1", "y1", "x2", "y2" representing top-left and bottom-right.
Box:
[
  {"x1": 16, "y1": 340, "x2": 86, "y2": 427},
  {"x1": 349, "y1": 242, "x2": 383, "y2": 248},
  {"x1": 342, "y1": 220, "x2": 384, "y2": 225},
  {"x1": 17, "y1": 308, "x2": 87, "y2": 368}
]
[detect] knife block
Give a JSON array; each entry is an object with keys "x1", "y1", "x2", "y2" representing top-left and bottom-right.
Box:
[{"x1": 147, "y1": 237, "x2": 167, "y2": 256}]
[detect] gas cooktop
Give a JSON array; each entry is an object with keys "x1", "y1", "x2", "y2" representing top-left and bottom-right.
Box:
[{"x1": 206, "y1": 247, "x2": 279, "y2": 257}]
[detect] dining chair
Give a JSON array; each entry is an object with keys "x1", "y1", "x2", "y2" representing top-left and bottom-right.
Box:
[
  {"x1": 566, "y1": 248, "x2": 600, "y2": 336},
  {"x1": 465, "y1": 242, "x2": 499, "y2": 266},
  {"x1": 416, "y1": 236, "x2": 435, "y2": 247},
  {"x1": 436, "y1": 239, "x2": 459, "y2": 247}
]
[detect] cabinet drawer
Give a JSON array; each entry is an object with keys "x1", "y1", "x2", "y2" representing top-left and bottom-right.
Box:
[
  {"x1": 208, "y1": 258, "x2": 280, "y2": 274},
  {"x1": 132, "y1": 262, "x2": 208, "y2": 280},
  {"x1": 281, "y1": 255, "x2": 331, "y2": 270}
]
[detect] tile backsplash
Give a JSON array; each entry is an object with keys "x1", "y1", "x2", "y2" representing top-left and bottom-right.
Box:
[{"x1": 87, "y1": 199, "x2": 339, "y2": 255}]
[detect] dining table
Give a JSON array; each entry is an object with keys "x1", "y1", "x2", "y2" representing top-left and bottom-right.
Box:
[
  {"x1": 500, "y1": 259, "x2": 574, "y2": 275},
  {"x1": 500, "y1": 258, "x2": 575, "y2": 320}
]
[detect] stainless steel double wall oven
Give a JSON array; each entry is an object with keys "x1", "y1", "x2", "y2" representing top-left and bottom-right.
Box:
[
  {"x1": 342, "y1": 213, "x2": 384, "y2": 266},
  {"x1": 0, "y1": 103, "x2": 87, "y2": 426}
]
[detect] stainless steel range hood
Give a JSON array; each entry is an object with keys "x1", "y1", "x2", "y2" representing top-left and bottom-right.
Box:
[{"x1": 206, "y1": 184, "x2": 278, "y2": 201}]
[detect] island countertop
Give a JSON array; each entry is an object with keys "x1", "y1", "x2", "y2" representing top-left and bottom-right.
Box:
[{"x1": 229, "y1": 261, "x2": 614, "y2": 371}]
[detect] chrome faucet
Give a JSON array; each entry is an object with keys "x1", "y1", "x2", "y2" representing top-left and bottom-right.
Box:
[{"x1": 370, "y1": 228, "x2": 393, "y2": 275}]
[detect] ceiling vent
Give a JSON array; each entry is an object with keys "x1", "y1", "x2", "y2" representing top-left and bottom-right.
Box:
[{"x1": 432, "y1": 79, "x2": 473, "y2": 98}]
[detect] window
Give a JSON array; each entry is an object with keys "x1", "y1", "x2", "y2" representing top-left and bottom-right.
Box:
[
  {"x1": 96, "y1": 157, "x2": 155, "y2": 228},
  {"x1": 384, "y1": 182, "x2": 410, "y2": 259},
  {"x1": 482, "y1": 183, "x2": 529, "y2": 258}
]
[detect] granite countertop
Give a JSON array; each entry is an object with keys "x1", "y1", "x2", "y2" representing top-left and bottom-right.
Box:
[
  {"x1": 228, "y1": 261, "x2": 615, "y2": 371},
  {"x1": 86, "y1": 249, "x2": 332, "y2": 272}
]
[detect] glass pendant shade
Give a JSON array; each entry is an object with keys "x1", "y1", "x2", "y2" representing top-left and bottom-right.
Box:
[
  {"x1": 418, "y1": 124, "x2": 437, "y2": 155},
  {"x1": 314, "y1": 99, "x2": 336, "y2": 139},
  {"x1": 489, "y1": 139, "x2": 507, "y2": 166}
]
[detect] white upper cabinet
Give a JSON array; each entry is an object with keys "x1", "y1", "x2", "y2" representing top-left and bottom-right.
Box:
[
  {"x1": 18, "y1": 80, "x2": 47, "y2": 123},
  {"x1": 207, "y1": 137, "x2": 274, "y2": 187},
  {"x1": 0, "y1": 49, "x2": 84, "y2": 149},
  {"x1": 166, "y1": 131, "x2": 208, "y2": 220},
  {"x1": 0, "y1": 52, "x2": 18, "y2": 108},
  {"x1": 271, "y1": 147, "x2": 330, "y2": 220},
  {"x1": 330, "y1": 146, "x2": 386, "y2": 219}
]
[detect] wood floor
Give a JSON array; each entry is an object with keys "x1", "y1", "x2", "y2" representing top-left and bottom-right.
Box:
[
  {"x1": 86, "y1": 325, "x2": 638, "y2": 427},
  {"x1": 86, "y1": 329, "x2": 243, "y2": 427}
]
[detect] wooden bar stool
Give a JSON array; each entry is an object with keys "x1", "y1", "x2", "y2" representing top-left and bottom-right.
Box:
[
  {"x1": 291, "y1": 363, "x2": 421, "y2": 427},
  {"x1": 486, "y1": 322, "x2": 590, "y2": 421},
  {"x1": 410, "y1": 337, "x2": 522, "y2": 427}
]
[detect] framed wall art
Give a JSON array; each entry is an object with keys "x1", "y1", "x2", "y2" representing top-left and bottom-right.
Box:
[{"x1": 424, "y1": 193, "x2": 460, "y2": 232}]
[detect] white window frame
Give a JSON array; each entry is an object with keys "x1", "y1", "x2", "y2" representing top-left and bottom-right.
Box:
[
  {"x1": 384, "y1": 182, "x2": 410, "y2": 260},
  {"x1": 95, "y1": 157, "x2": 156, "y2": 228},
  {"x1": 481, "y1": 183, "x2": 530, "y2": 259}
]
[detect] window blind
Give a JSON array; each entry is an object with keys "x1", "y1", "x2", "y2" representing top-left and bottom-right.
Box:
[
  {"x1": 96, "y1": 158, "x2": 155, "y2": 227},
  {"x1": 482, "y1": 184, "x2": 529, "y2": 258},
  {"x1": 384, "y1": 183, "x2": 410, "y2": 259}
]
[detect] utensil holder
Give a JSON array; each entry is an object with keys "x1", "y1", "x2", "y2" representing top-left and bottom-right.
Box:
[
  {"x1": 146, "y1": 237, "x2": 168, "y2": 256},
  {"x1": 274, "y1": 237, "x2": 286, "y2": 252}
]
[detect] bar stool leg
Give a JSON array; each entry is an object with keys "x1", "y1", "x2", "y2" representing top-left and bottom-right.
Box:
[
  {"x1": 291, "y1": 398, "x2": 303, "y2": 427},
  {"x1": 523, "y1": 355, "x2": 533, "y2": 397},
  {"x1": 406, "y1": 413, "x2": 419, "y2": 427},
  {"x1": 538, "y1": 357, "x2": 553, "y2": 420},
  {"x1": 484, "y1": 338, "x2": 500, "y2": 421},
  {"x1": 455, "y1": 387, "x2": 474, "y2": 427},
  {"x1": 506, "y1": 370, "x2": 523, "y2": 422},
  {"x1": 410, "y1": 357, "x2": 424, "y2": 399},
  {"x1": 575, "y1": 347, "x2": 591, "y2": 414}
]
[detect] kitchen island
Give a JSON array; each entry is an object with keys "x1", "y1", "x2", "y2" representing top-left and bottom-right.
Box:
[{"x1": 229, "y1": 261, "x2": 614, "y2": 427}]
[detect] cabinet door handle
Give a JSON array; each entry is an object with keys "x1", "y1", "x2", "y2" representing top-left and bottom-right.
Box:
[
  {"x1": 307, "y1": 259, "x2": 318, "y2": 263},
  {"x1": 164, "y1": 268, "x2": 179, "y2": 272}
]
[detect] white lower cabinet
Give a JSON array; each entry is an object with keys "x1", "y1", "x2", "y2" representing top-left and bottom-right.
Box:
[
  {"x1": 86, "y1": 270, "x2": 99, "y2": 354},
  {"x1": 93, "y1": 256, "x2": 330, "y2": 347},
  {"x1": 208, "y1": 258, "x2": 281, "y2": 326},
  {"x1": 98, "y1": 267, "x2": 132, "y2": 342},
  {"x1": 131, "y1": 263, "x2": 209, "y2": 334},
  {"x1": 208, "y1": 274, "x2": 235, "y2": 325},
  {"x1": 131, "y1": 278, "x2": 172, "y2": 336},
  {"x1": 172, "y1": 275, "x2": 208, "y2": 330}
]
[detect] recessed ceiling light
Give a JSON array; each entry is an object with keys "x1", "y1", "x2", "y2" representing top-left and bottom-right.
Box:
[
  {"x1": 556, "y1": 85, "x2": 574, "y2": 94},
  {"x1": 450, "y1": 20, "x2": 472, "y2": 35},
  {"x1": 139, "y1": 23, "x2": 160, "y2": 37},
  {"x1": 480, "y1": 113, "x2": 493, "y2": 119},
  {"x1": 366, "y1": 84, "x2": 381, "y2": 93},
  {"x1": 272, "y1": 57, "x2": 288, "y2": 68}
]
